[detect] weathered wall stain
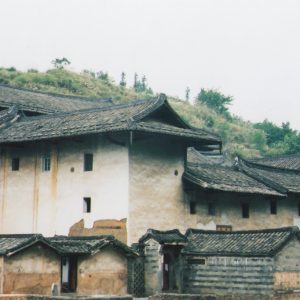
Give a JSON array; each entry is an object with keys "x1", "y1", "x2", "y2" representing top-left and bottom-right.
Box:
[
  {"x1": 3, "y1": 244, "x2": 60, "y2": 295},
  {"x1": 69, "y1": 218, "x2": 127, "y2": 244},
  {"x1": 77, "y1": 246, "x2": 128, "y2": 295}
]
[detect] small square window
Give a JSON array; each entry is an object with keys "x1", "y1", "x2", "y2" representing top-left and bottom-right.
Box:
[
  {"x1": 42, "y1": 155, "x2": 51, "y2": 172},
  {"x1": 190, "y1": 202, "x2": 196, "y2": 214},
  {"x1": 11, "y1": 158, "x2": 19, "y2": 171},
  {"x1": 242, "y1": 203, "x2": 249, "y2": 218},
  {"x1": 208, "y1": 202, "x2": 216, "y2": 216},
  {"x1": 83, "y1": 197, "x2": 91, "y2": 213},
  {"x1": 270, "y1": 200, "x2": 277, "y2": 215},
  {"x1": 84, "y1": 153, "x2": 93, "y2": 171}
]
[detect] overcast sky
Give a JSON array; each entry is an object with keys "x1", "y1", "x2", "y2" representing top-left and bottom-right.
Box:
[{"x1": 1, "y1": 0, "x2": 300, "y2": 129}]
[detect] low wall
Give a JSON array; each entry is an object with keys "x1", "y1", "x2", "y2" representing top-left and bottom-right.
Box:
[
  {"x1": 148, "y1": 292, "x2": 300, "y2": 300},
  {"x1": 0, "y1": 295, "x2": 132, "y2": 300}
]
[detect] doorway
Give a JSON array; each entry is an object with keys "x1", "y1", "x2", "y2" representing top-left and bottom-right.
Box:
[
  {"x1": 162, "y1": 253, "x2": 170, "y2": 291},
  {"x1": 61, "y1": 256, "x2": 77, "y2": 293}
]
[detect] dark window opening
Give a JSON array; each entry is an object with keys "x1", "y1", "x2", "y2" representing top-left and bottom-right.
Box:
[
  {"x1": 42, "y1": 155, "x2": 51, "y2": 171},
  {"x1": 11, "y1": 158, "x2": 19, "y2": 171},
  {"x1": 298, "y1": 203, "x2": 300, "y2": 217},
  {"x1": 270, "y1": 200, "x2": 277, "y2": 215},
  {"x1": 162, "y1": 253, "x2": 170, "y2": 291},
  {"x1": 242, "y1": 203, "x2": 249, "y2": 218},
  {"x1": 83, "y1": 197, "x2": 91, "y2": 213},
  {"x1": 208, "y1": 202, "x2": 215, "y2": 216},
  {"x1": 190, "y1": 202, "x2": 196, "y2": 214},
  {"x1": 84, "y1": 153, "x2": 93, "y2": 171}
]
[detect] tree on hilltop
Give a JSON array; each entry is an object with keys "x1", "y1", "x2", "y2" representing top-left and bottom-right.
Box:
[
  {"x1": 185, "y1": 87, "x2": 190, "y2": 101},
  {"x1": 120, "y1": 72, "x2": 126, "y2": 87},
  {"x1": 196, "y1": 88, "x2": 232, "y2": 117},
  {"x1": 51, "y1": 57, "x2": 71, "y2": 69}
]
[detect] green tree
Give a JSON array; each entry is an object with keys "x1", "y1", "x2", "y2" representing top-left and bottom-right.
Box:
[
  {"x1": 250, "y1": 130, "x2": 267, "y2": 152},
  {"x1": 283, "y1": 134, "x2": 300, "y2": 154},
  {"x1": 141, "y1": 75, "x2": 146, "y2": 91},
  {"x1": 254, "y1": 120, "x2": 295, "y2": 146},
  {"x1": 120, "y1": 72, "x2": 126, "y2": 87},
  {"x1": 134, "y1": 73, "x2": 138, "y2": 89},
  {"x1": 254, "y1": 120, "x2": 284, "y2": 146},
  {"x1": 196, "y1": 88, "x2": 232, "y2": 116},
  {"x1": 133, "y1": 73, "x2": 149, "y2": 93},
  {"x1": 185, "y1": 87, "x2": 190, "y2": 101},
  {"x1": 96, "y1": 71, "x2": 109, "y2": 82},
  {"x1": 51, "y1": 57, "x2": 71, "y2": 69}
]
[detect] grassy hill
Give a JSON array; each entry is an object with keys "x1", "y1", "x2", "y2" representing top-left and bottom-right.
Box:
[{"x1": 0, "y1": 67, "x2": 288, "y2": 158}]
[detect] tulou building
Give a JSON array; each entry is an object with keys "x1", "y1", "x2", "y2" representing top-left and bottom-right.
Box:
[{"x1": 0, "y1": 84, "x2": 300, "y2": 298}]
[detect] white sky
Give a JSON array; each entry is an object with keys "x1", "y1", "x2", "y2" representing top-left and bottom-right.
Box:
[{"x1": 1, "y1": 0, "x2": 300, "y2": 129}]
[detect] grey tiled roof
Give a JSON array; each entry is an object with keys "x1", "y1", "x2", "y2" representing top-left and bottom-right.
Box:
[
  {"x1": 0, "y1": 84, "x2": 113, "y2": 114},
  {"x1": 184, "y1": 165, "x2": 283, "y2": 196},
  {"x1": 0, "y1": 234, "x2": 136, "y2": 257},
  {"x1": 0, "y1": 96, "x2": 220, "y2": 145},
  {"x1": 48, "y1": 235, "x2": 137, "y2": 256},
  {"x1": 183, "y1": 227, "x2": 300, "y2": 256},
  {"x1": 240, "y1": 158, "x2": 300, "y2": 194},
  {"x1": 139, "y1": 229, "x2": 187, "y2": 244},
  {"x1": 249, "y1": 154, "x2": 300, "y2": 171},
  {"x1": 184, "y1": 149, "x2": 283, "y2": 196},
  {"x1": 0, "y1": 234, "x2": 56, "y2": 256}
]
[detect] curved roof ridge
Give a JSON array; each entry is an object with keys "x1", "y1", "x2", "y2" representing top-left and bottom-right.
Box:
[
  {"x1": 241, "y1": 156, "x2": 300, "y2": 174},
  {"x1": 147, "y1": 228, "x2": 183, "y2": 234},
  {"x1": 253, "y1": 153, "x2": 300, "y2": 161},
  {"x1": 139, "y1": 228, "x2": 187, "y2": 244},
  {"x1": 17, "y1": 97, "x2": 160, "y2": 122},
  {"x1": 50, "y1": 235, "x2": 114, "y2": 240}
]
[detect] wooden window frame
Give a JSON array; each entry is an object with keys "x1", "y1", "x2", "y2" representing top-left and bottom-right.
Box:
[{"x1": 42, "y1": 155, "x2": 51, "y2": 172}]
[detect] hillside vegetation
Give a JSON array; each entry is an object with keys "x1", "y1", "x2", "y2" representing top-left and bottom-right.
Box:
[{"x1": 0, "y1": 67, "x2": 297, "y2": 158}]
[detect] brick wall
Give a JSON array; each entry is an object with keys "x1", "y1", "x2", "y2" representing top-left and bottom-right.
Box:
[{"x1": 182, "y1": 255, "x2": 274, "y2": 295}]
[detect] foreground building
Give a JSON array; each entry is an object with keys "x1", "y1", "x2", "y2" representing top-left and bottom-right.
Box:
[
  {"x1": 0, "y1": 233, "x2": 137, "y2": 295},
  {"x1": 140, "y1": 226, "x2": 300, "y2": 297}
]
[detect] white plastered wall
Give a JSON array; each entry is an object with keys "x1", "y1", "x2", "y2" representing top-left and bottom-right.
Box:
[{"x1": 0, "y1": 134, "x2": 129, "y2": 236}]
